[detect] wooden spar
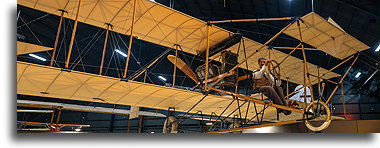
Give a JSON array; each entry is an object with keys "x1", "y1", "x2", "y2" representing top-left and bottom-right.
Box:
[
  {"x1": 138, "y1": 115, "x2": 142, "y2": 133},
  {"x1": 322, "y1": 55, "x2": 354, "y2": 76},
  {"x1": 16, "y1": 121, "x2": 90, "y2": 127},
  {"x1": 143, "y1": 70, "x2": 147, "y2": 82},
  {"x1": 172, "y1": 45, "x2": 178, "y2": 87},
  {"x1": 298, "y1": 21, "x2": 307, "y2": 107},
  {"x1": 284, "y1": 85, "x2": 306, "y2": 99},
  {"x1": 208, "y1": 120, "x2": 303, "y2": 133},
  {"x1": 18, "y1": 128, "x2": 51, "y2": 131},
  {"x1": 297, "y1": 20, "x2": 316, "y2": 104},
  {"x1": 321, "y1": 82, "x2": 326, "y2": 95},
  {"x1": 17, "y1": 110, "x2": 54, "y2": 113},
  {"x1": 55, "y1": 107, "x2": 62, "y2": 124},
  {"x1": 202, "y1": 71, "x2": 235, "y2": 84},
  {"x1": 337, "y1": 56, "x2": 359, "y2": 83},
  {"x1": 206, "y1": 20, "x2": 296, "y2": 89},
  {"x1": 50, "y1": 110, "x2": 55, "y2": 124},
  {"x1": 286, "y1": 77, "x2": 289, "y2": 100},
  {"x1": 127, "y1": 118, "x2": 131, "y2": 133},
  {"x1": 205, "y1": 24, "x2": 211, "y2": 90},
  {"x1": 237, "y1": 74, "x2": 251, "y2": 81},
  {"x1": 308, "y1": 73, "x2": 338, "y2": 85},
  {"x1": 130, "y1": 56, "x2": 162, "y2": 81},
  {"x1": 209, "y1": 17, "x2": 294, "y2": 24},
  {"x1": 143, "y1": 70, "x2": 148, "y2": 82},
  {"x1": 276, "y1": 43, "x2": 302, "y2": 66},
  {"x1": 208, "y1": 87, "x2": 304, "y2": 113},
  {"x1": 242, "y1": 38, "x2": 249, "y2": 71},
  {"x1": 273, "y1": 46, "x2": 318, "y2": 51},
  {"x1": 309, "y1": 55, "x2": 355, "y2": 84},
  {"x1": 65, "y1": 0, "x2": 83, "y2": 68},
  {"x1": 318, "y1": 67, "x2": 321, "y2": 99},
  {"x1": 50, "y1": 9, "x2": 65, "y2": 67},
  {"x1": 99, "y1": 24, "x2": 111, "y2": 75},
  {"x1": 123, "y1": 0, "x2": 137, "y2": 79},
  {"x1": 199, "y1": 54, "x2": 221, "y2": 67},
  {"x1": 341, "y1": 82, "x2": 347, "y2": 119},
  {"x1": 326, "y1": 56, "x2": 358, "y2": 103}
]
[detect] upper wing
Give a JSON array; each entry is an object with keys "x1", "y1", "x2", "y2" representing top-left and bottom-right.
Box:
[
  {"x1": 283, "y1": 12, "x2": 370, "y2": 60},
  {"x1": 18, "y1": 0, "x2": 341, "y2": 85},
  {"x1": 18, "y1": 0, "x2": 230, "y2": 55}
]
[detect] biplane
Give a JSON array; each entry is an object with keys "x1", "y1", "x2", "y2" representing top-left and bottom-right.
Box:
[{"x1": 17, "y1": 0, "x2": 369, "y2": 133}]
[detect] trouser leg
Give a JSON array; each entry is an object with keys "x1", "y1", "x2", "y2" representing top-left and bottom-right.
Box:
[
  {"x1": 258, "y1": 86, "x2": 284, "y2": 106},
  {"x1": 274, "y1": 86, "x2": 287, "y2": 106}
]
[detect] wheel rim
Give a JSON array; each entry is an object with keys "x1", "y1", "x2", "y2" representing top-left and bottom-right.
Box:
[
  {"x1": 304, "y1": 101, "x2": 331, "y2": 131},
  {"x1": 163, "y1": 116, "x2": 178, "y2": 133}
]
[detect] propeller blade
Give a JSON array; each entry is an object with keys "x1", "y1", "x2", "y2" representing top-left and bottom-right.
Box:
[{"x1": 167, "y1": 55, "x2": 198, "y2": 83}]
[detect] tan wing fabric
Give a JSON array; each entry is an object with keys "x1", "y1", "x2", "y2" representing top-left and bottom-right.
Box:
[
  {"x1": 17, "y1": 41, "x2": 53, "y2": 55},
  {"x1": 18, "y1": 0, "x2": 341, "y2": 85},
  {"x1": 215, "y1": 37, "x2": 340, "y2": 85},
  {"x1": 18, "y1": 0, "x2": 231, "y2": 55},
  {"x1": 18, "y1": 61, "x2": 313, "y2": 122},
  {"x1": 283, "y1": 12, "x2": 369, "y2": 60}
]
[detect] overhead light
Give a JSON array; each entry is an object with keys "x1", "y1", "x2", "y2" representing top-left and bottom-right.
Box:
[
  {"x1": 206, "y1": 122, "x2": 213, "y2": 126},
  {"x1": 158, "y1": 76, "x2": 167, "y2": 81},
  {"x1": 375, "y1": 44, "x2": 380, "y2": 52},
  {"x1": 150, "y1": 131, "x2": 155, "y2": 133},
  {"x1": 355, "y1": 72, "x2": 361, "y2": 78},
  {"x1": 115, "y1": 49, "x2": 127, "y2": 57},
  {"x1": 75, "y1": 128, "x2": 81, "y2": 132},
  {"x1": 150, "y1": 0, "x2": 155, "y2": 2},
  {"x1": 29, "y1": 53, "x2": 46, "y2": 61}
]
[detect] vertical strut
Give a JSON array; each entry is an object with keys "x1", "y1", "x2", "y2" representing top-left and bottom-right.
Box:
[
  {"x1": 286, "y1": 77, "x2": 289, "y2": 100},
  {"x1": 99, "y1": 24, "x2": 111, "y2": 75},
  {"x1": 297, "y1": 19, "x2": 316, "y2": 107},
  {"x1": 65, "y1": 0, "x2": 83, "y2": 68},
  {"x1": 123, "y1": 0, "x2": 138, "y2": 79},
  {"x1": 127, "y1": 118, "x2": 131, "y2": 133},
  {"x1": 172, "y1": 44, "x2": 178, "y2": 87},
  {"x1": 138, "y1": 115, "x2": 143, "y2": 133},
  {"x1": 341, "y1": 82, "x2": 347, "y2": 119},
  {"x1": 50, "y1": 9, "x2": 66, "y2": 67},
  {"x1": 205, "y1": 24, "x2": 211, "y2": 90}
]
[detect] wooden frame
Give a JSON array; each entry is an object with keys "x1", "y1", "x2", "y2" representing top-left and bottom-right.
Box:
[
  {"x1": 65, "y1": 0, "x2": 83, "y2": 69},
  {"x1": 50, "y1": 9, "x2": 66, "y2": 67},
  {"x1": 201, "y1": 17, "x2": 359, "y2": 133},
  {"x1": 123, "y1": 0, "x2": 137, "y2": 79},
  {"x1": 17, "y1": 1, "x2": 365, "y2": 133}
]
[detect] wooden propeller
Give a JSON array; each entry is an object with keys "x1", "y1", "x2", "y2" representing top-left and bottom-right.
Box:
[{"x1": 167, "y1": 55, "x2": 199, "y2": 83}]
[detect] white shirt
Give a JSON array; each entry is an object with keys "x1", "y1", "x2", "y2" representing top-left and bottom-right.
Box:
[{"x1": 252, "y1": 65, "x2": 281, "y2": 86}]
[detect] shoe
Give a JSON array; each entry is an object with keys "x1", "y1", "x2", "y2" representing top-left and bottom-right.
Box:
[
  {"x1": 278, "y1": 109, "x2": 284, "y2": 113},
  {"x1": 287, "y1": 100, "x2": 299, "y2": 107}
]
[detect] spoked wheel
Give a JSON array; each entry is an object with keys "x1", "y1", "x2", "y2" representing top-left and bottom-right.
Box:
[
  {"x1": 304, "y1": 101, "x2": 331, "y2": 132},
  {"x1": 163, "y1": 116, "x2": 178, "y2": 133},
  {"x1": 267, "y1": 60, "x2": 281, "y2": 80}
]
